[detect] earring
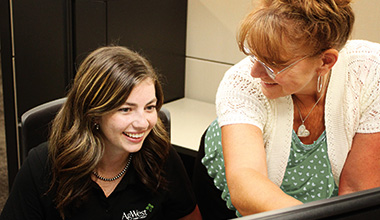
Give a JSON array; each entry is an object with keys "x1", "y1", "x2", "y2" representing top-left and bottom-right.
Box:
[
  {"x1": 94, "y1": 123, "x2": 100, "y2": 130},
  {"x1": 317, "y1": 74, "x2": 323, "y2": 93}
]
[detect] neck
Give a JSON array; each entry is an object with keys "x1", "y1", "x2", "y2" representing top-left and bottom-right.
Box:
[
  {"x1": 293, "y1": 71, "x2": 331, "y2": 106},
  {"x1": 292, "y1": 71, "x2": 331, "y2": 141},
  {"x1": 97, "y1": 151, "x2": 130, "y2": 173},
  {"x1": 292, "y1": 88, "x2": 326, "y2": 109}
]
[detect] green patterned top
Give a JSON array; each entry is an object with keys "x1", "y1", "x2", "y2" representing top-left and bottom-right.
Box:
[
  {"x1": 202, "y1": 119, "x2": 338, "y2": 217},
  {"x1": 280, "y1": 130, "x2": 338, "y2": 202},
  {"x1": 201, "y1": 120, "x2": 240, "y2": 216}
]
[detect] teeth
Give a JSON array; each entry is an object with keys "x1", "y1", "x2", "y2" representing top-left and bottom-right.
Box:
[
  {"x1": 263, "y1": 81, "x2": 277, "y2": 85},
  {"x1": 124, "y1": 132, "x2": 144, "y2": 138}
]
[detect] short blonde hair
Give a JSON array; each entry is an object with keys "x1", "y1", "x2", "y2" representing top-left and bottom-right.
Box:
[{"x1": 238, "y1": 0, "x2": 354, "y2": 65}]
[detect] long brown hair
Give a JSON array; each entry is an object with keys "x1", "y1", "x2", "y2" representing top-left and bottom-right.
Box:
[
  {"x1": 48, "y1": 46, "x2": 170, "y2": 218},
  {"x1": 238, "y1": 0, "x2": 354, "y2": 64}
]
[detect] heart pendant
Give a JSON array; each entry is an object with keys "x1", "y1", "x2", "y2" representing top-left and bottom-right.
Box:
[{"x1": 297, "y1": 124, "x2": 310, "y2": 137}]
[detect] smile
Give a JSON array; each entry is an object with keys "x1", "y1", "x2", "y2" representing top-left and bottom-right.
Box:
[
  {"x1": 262, "y1": 81, "x2": 277, "y2": 85},
  {"x1": 123, "y1": 132, "x2": 144, "y2": 139}
]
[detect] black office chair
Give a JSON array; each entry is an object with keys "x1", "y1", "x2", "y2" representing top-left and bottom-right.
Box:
[
  {"x1": 19, "y1": 97, "x2": 171, "y2": 165},
  {"x1": 20, "y1": 98, "x2": 67, "y2": 165}
]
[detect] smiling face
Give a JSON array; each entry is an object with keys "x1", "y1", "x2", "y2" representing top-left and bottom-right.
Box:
[
  {"x1": 98, "y1": 78, "x2": 157, "y2": 155},
  {"x1": 250, "y1": 55, "x2": 322, "y2": 99}
]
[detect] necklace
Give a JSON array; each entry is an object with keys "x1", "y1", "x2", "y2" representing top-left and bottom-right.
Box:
[
  {"x1": 294, "y1": 73, "x2": 330, "y2": 137},
  {"x1": 93, "y1": 155, "x2": 132, "y2": 181},
  {"x1": 294, "y1": 95, "x2": 324, "y2": 137}
]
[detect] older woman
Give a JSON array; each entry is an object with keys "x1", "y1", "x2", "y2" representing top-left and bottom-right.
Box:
[
  {"x1": 1, "y1": 46, "x2": 201, "y2": 220},
  {"x1": 199, "y1": 0, "x2": 380, "y2": 217}
]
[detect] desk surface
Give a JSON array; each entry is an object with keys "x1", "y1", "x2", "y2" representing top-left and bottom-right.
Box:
[{"x1": 163, "y1": 98, "x2": 216, "y2": 152}]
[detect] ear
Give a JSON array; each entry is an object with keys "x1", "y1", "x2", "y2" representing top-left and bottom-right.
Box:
[
  {"x1": 92, "y1": 117, "x2": 100, "y2": 125},
  {"x1": 318, "y1": 49, "x2": 339, "y2": 76}
]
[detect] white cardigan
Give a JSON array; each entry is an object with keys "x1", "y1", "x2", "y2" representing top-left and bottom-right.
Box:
[{"x1": 216, "y1": 40, "x2": 380, "y2": 186}]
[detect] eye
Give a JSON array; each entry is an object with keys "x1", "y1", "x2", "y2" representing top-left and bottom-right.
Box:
[
  {"x1": 119, "y1": 107, "x2": 131, "y2": 113},
  {"x1": 146, "y1": 105, "x2": 156, "y2": 111}
]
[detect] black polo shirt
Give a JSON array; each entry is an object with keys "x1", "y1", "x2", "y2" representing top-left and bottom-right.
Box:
[{"x1": 0, "y1": 143, "x2": 196, "y2": 220}]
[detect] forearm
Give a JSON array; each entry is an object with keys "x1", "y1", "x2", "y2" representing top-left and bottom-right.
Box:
[
  {"x1": 227, "y1": 167, "x2": 303, "y2": 215},
  {"x1": 221, "y1": 124, "x2": 302, "y2": 215}
]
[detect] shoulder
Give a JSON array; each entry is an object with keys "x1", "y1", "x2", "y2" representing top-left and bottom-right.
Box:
[
  {"x1": 225, "y1": 56, "x2": 253, "y2": 75},
  {"x1": 165, "y1": 147, "x2": 184, "y2": 169},
  {"x1": 1, "y1": 142, "x2": 52, "y2": 219},
  {"x1": 219, "y1": 57, "x2": 257, "y2": 90},
  {"x1": 342, "y1": 40, "x2": 380, "y2": 54},
  {"x1": 216, "y1": 57, "x2": 272, "y2": 127},
  {"x1": 26, "y1": 142, "x2": 50, "y2": 169},
  {"x1": 15, "y1": 142, "x2": 51, "y2": 191},
  {"x1": 339, "y1": 40, "x2": 380, "y2": 64},
  {"x1": 163, "y1": 147, "x2": 191, "y2": 184},
  {"x1": 334, "y1": 40, "x2": 380, "y2": 86},
  {"x1": 217, "y1": 56, "x2": 267, "y2": 102},
  {"x1": 161, "y1": 147, "x2": 197, "y2": 218},
  {"x1": 17, "y1": 142, "x2": 51, "y2": 187},
  {"x1": 329, "y1": 40, "x2": 380, "y2": 133}
]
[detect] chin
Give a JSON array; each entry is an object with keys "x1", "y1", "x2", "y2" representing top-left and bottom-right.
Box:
[
  {"x1": 123, "y1": 143, "x2": 144, "y2": 154},
  {"x1": 129, "y1": 145, "x2": 144, "y2": 153},
  {"x1": 262, "y1": 88, "x2": 288, "y2": 100},
  {"x1": 262, "y1": 92, "x2": 281, "y2": 100},
  {"x1": 261, "y1": 87, "x2": 278, "y2": 99}
]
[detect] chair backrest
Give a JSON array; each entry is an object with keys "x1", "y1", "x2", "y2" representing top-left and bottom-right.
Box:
[
  {"x1": 19, "y1": 97, "x2": 171, "y2": 165},
  {"x1": 20, "y1": 98, "x2": 67, "y2": 164}
]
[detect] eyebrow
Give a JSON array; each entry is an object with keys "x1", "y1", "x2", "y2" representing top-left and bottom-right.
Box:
[{"x1": 124, "y1": 98, "x2": 157, "y2": 107}]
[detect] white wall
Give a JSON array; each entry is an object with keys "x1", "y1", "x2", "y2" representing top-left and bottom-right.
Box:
[{"x1": 185, "y1": 0, "x2": 380, "y2": 104}]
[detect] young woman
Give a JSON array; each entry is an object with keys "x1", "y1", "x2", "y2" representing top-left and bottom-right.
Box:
[
  {"x1": 1, "y1": 46, "x2": 201, "y2": 219},
  {"x1": 198, "y1": 0, "x2": 380, "y2": 217}
]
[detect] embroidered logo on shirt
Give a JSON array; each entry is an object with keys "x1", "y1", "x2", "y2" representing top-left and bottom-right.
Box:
[
  {"x1": 121, "y1": 203, "x2": 154, "y2": 220},
  {"x1": 145, "y1": 203, "x2": 154, "y2": 212}
]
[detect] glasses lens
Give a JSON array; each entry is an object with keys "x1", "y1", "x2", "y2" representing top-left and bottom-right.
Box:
[
  {"x1": 265, "y1": 69, "x2": 275, "y2": 79},
  {"x1": 249, "y1": 55, "x2": 257, "y2": 63},
  {"x1": 251, "y1": 55, "x2": 275, "y2": 79}
]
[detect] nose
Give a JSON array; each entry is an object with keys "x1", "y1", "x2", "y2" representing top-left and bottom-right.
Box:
[
  {"x1": 250, "y1": 61, "x2": 268, "y2": 78},
  {"x1": 132, "y1": 111, "x2": 150, "y2": 129}
]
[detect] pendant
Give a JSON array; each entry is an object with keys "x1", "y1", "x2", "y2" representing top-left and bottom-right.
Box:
[{"x1": 297, "y1": 124, "x2": 310, "y2": 137}]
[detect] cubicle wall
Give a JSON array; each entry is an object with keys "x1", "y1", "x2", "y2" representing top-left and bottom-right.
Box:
[{"x1": 185, "y1": 0, "x2": 251, "y2": 104}]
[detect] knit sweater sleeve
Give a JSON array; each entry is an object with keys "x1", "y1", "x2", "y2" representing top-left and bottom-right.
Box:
[
  {"x1": 354, "y1": 41, "x2": 380, "y2": 133},
  {"x1": 216, "y1": 57, "x2": 270, "y2": 130},
  {"x1": 325, "y1": 40, "x2": 380, "y2": 185}
]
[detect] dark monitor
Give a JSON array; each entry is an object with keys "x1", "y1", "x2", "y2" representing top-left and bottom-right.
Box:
[{"x1": 235, "y1": 187, "x2": 380, "y2": 219}]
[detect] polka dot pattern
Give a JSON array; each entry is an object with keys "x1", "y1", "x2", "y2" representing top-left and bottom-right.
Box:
[
  {"x1": 201, "y1": 119, "x2": 241, "y2": 217},
  {"x1": 280, "y1": 131, "x2": 338, "y2": 202},
  {"x1": 202, "y1": 120, "x2": 338, "y2": 216}
]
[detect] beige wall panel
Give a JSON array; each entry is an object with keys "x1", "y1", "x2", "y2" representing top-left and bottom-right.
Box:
[
  {"x1": 185, "y1": 58, "x2": 231, "y2": 103},
  {"x1": 186, "y1": 0, "x2": 253, "y2": 64},
  {"x1": 351, "y1": 0, "x2": 380, "y2": 43}
]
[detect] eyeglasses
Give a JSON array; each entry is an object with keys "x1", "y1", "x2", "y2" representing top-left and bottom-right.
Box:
[{"x1": 249, "y1": 55, "x2": 309, "y2": 80}]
